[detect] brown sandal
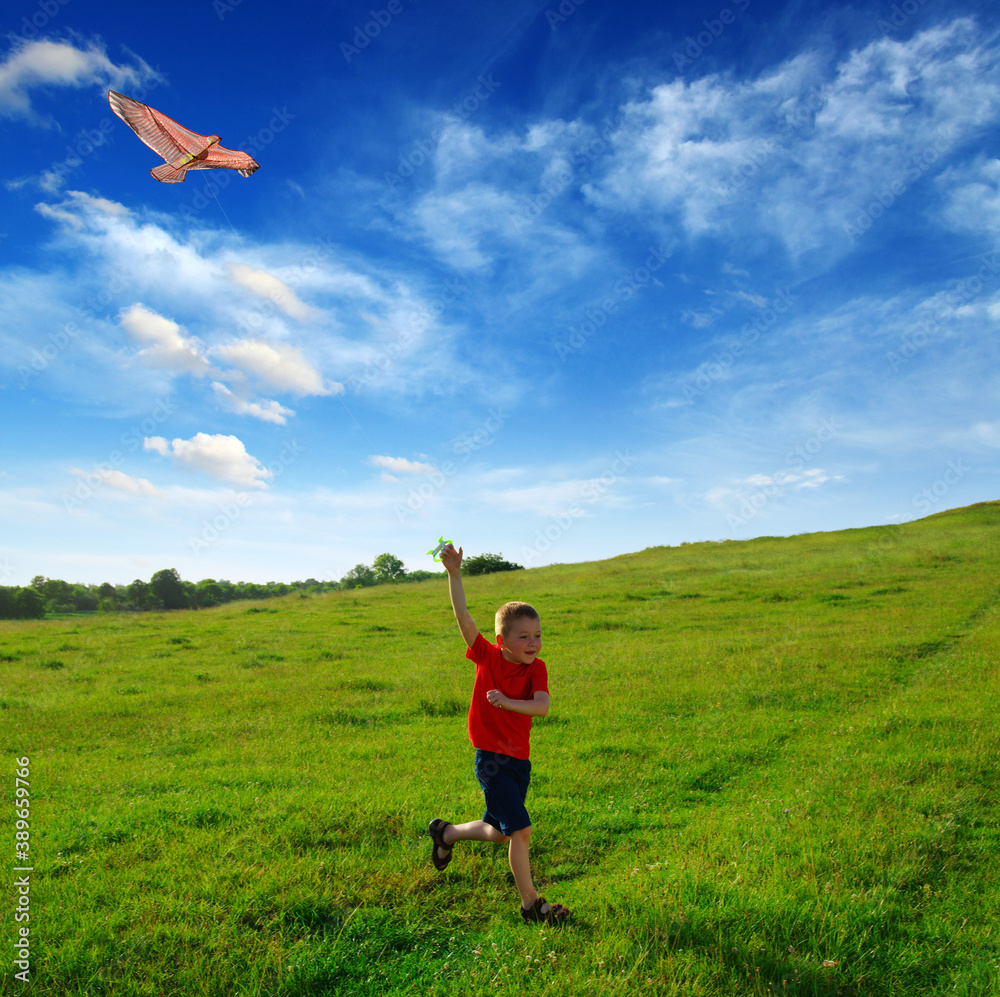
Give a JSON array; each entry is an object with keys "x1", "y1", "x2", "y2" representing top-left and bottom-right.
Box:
[
  {"x1": 428, "y1": 818, "x2": 453, "y2": 871},
  {"x1": 520, "y1": 897, "x2": 569, "y2": 924}
]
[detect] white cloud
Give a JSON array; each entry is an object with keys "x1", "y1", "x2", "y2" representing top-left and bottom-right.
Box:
[
  {"x1": 970, "y1": 422, "x2": 1000, "y2": 449},
  {"x1": 706, "y1": 468, "x2": 843, "y2": 515},
  {"x1": 144, "y1": 433, "x2": 272, "y2": 489},
  {"x1": 368, "y1": 455, "x2": 435, "y2": 475},
  {"x1": 732, "y1": 290, "x2": 768, "y2": 308},
  {"x1": 585, "y1": 20, "x2": 1000, "y2": 255},
  {"x1": 26, "y1": 190, "x2": 474, "y2": 407},
  {"x1": 226, "y1": 263, "x2": 320, "y2": 322},
  {"x1": 797, "y1": 469, "x2": 833, "y2": 488},
  {"x1": 413, "y1": 184, "x2": 523, "y2": 269},
  {"x1": 119, "y1": 303, "x2": 213, "y2": 376},
  {"x1": 682, "y1": 309, "x2": 720, "y2": 329},
  {"x1": 398, "y1": 116, "x2": 603, "y2": 284},
  {"x1": 71, "y1": 467, "x2": 161, "y2": 497},
  {"x1": 485, "y1": 476, "x2": 629, "y2": 516},
  {"x1": 34, "y1": 189, "x2": 130, "y2": 231},
  {"x1": 211, "y1": 382, "x2": 294, "y2": 425},
  {"x1": 211, "y1": 339, "x2": 336, "y2": 396},
  {"x1": 938, "y1": 157, "x2": 1000, "y2": 236},
  {"x1": 0, "y1": 39, "x2": 162, "y2": 121}
]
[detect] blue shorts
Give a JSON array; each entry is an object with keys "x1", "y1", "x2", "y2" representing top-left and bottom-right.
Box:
[{"x1": 475, "y1": 749, "x2": 531, "y2": 836}]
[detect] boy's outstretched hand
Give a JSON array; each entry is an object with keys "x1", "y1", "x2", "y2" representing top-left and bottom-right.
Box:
[{"x1": 440, "y1": 543, "x2": 463, "y2": 573}]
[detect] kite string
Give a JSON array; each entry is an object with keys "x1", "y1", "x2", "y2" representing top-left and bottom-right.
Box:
[
  {"x1": 209, "y1": 185, "x2": 380, "y2": 454},
  {"x1": 335, "y1": 393, "x2": 379, "y2": 451},
  {"x1": 210, "y1": 186, "x2": 248, "y2": 254}
]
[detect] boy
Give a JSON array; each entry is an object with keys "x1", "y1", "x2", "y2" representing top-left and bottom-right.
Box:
[{"x1": 428, "y1": 543, "x2": 569, "y2": 924}]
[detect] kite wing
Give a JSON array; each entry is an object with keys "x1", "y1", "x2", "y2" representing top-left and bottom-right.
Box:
[
  {"x1": 108, "y1": 90, "x2": 260, "y2": 183},
  {"x1": 187, "y1": 144, "x2": 260, "y2": 178},
  {"x1": 108, "y1": 90, "x2": 210, "y2": 163}
]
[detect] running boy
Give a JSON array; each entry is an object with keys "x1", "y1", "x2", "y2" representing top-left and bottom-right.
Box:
[{"x1": 428, "y1": 543, "x2": 569, "y2": 924}]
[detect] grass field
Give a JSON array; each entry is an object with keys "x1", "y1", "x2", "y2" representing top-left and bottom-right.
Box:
[{"x1": 3, "y1": 502, "x2": 999, "y2": 996}]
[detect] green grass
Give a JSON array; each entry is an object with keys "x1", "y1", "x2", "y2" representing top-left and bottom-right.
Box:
[{"x1": 3, "y1": 501, "x2": 999, "y2": 995}]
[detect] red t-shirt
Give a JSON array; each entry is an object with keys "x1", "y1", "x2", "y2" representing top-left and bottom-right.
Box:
[{"x1": 466, "y1": 633, "x2": 548, "y2": 761}]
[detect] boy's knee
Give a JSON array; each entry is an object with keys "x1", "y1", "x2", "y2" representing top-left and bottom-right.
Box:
[{"x1": 511, "y1": 825, "x2": 532, "y2": 843}]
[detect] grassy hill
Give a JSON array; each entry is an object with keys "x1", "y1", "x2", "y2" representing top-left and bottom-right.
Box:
[{"x1": 3, "y1": 502, "x2": 999, "y2": 996}]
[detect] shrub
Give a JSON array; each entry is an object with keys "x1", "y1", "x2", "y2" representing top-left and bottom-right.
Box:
[{"x1": 463, "y1": 552, "x2": 524, "y2": 576}]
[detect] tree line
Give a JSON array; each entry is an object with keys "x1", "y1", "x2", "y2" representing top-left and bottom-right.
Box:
[{"x1": 0, "y1": 552, "x2": 522, "y2": 619}]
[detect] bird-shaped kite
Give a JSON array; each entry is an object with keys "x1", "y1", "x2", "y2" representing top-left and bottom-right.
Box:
[{"x1": 108, "y1": 90, "x2": 260, "y2": 183}]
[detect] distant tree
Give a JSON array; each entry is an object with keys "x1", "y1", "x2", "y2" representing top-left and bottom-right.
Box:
[
  {"x1": 294, "y1": 577, "x2": 328, "y2": 595},
  {"x1": 403, "y1": 569, "x2": 440, "y2": 583},
  {"x1": 16, "y1": 587, "x2": 46, "y2": 619},
  {"x1": 340, "y1": 563, "x2": 376, "y2": 588},
  {"x1": 0, "y1": 587, "x2": 45, "y2": 620},
  {"x1": 150, "y1": 568, "x2": 189, "y2": 610},
  {"x1": 72, "y1": 585, "x2": 99, "y2": 612},
  {"x1": 194, "y1": 579, "x2": 223, "y2": 608},
  {"x1": 32, "y1": 576, "x2": 72, "y2": 610},
  {"x1": 126, "y1": 579, "x2": 150, "y2": 610},
  {"x1": 372, "y1": 553, "x2": 407, "y2": 583},
  {"x1": 98, "y1": 582, "x2": 116, "y2": 599},
  {"x1": 463, "y1": 553, "x2": 524, "y2": 576},
  {"x1": 238, "y1": 582, "x2": 267, "y2": 601}
]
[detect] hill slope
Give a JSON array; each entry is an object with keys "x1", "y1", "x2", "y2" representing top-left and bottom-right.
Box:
[{"x1": 3, "y1": 502, "x2": 999, "y2": 996}]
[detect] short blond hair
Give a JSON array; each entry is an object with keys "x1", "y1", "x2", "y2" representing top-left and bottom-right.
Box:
[{"x1": 495, "y1": 601, "x2": 540, "y2": 637}]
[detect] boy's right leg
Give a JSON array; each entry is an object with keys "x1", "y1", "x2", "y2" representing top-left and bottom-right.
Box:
[{"x1": 429, "y1": 818, "x2": 509, "y2": 870}]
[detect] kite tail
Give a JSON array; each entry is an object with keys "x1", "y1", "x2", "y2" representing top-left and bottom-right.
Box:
[{"x1": 151, "y1": 163, "x2": 188, "y2": 183}]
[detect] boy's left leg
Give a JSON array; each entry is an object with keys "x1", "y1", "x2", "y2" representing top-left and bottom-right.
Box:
[
  {"x1": 507, "y1": 824, "x2": 538, "y2": 909},
  {"x1": 509, "y1": 825, "x2": 569, "y2": 922}
]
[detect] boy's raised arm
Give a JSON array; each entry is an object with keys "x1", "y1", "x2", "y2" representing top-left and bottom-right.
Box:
[{"x1": 440, "y1": 544, "x2": 479, "y2": 648}]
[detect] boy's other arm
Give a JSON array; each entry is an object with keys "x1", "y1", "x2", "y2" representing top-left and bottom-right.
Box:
[
  {"x1": 440, "y1": 544, "x2": 479, "y2": 648},
  {"x1": 486, "y1": 690, "x2": 550, "y2": 717}
]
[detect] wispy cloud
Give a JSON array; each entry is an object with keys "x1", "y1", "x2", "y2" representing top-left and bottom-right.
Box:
[
  {"x1": 584, "y1": 20, "x2": 1000, "y2": 258},
  {"x1": 15, "y1": 187, "x2": 473, "y2": 415},
  {"x1": 0, "y1": 38, "x2": 162, "y2": 121},
  {"x1": 71, "y1": 467, "x2": 162, "y2": 497},
  {"x1": 210, "y1": 382, "x2": 295, "y2": 425},
  {"x1": 226, "y1": 263, "x2": 321, "y2": 322},
  {"x1": 368, "y1": 455, "x2": 436, "y2": 475},
  {"x1": 938, "y1": 157, "x2": 1000, "y2": 236}
]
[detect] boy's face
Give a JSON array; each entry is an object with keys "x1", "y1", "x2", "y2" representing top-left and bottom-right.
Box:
[{"x1": 497, "y1": 615, "x2": 541, "y2": 665}]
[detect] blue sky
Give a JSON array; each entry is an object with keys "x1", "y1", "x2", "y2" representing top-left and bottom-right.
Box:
[{"x1": 1, "y1": 0, "x2": 998, "y2": 587}]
